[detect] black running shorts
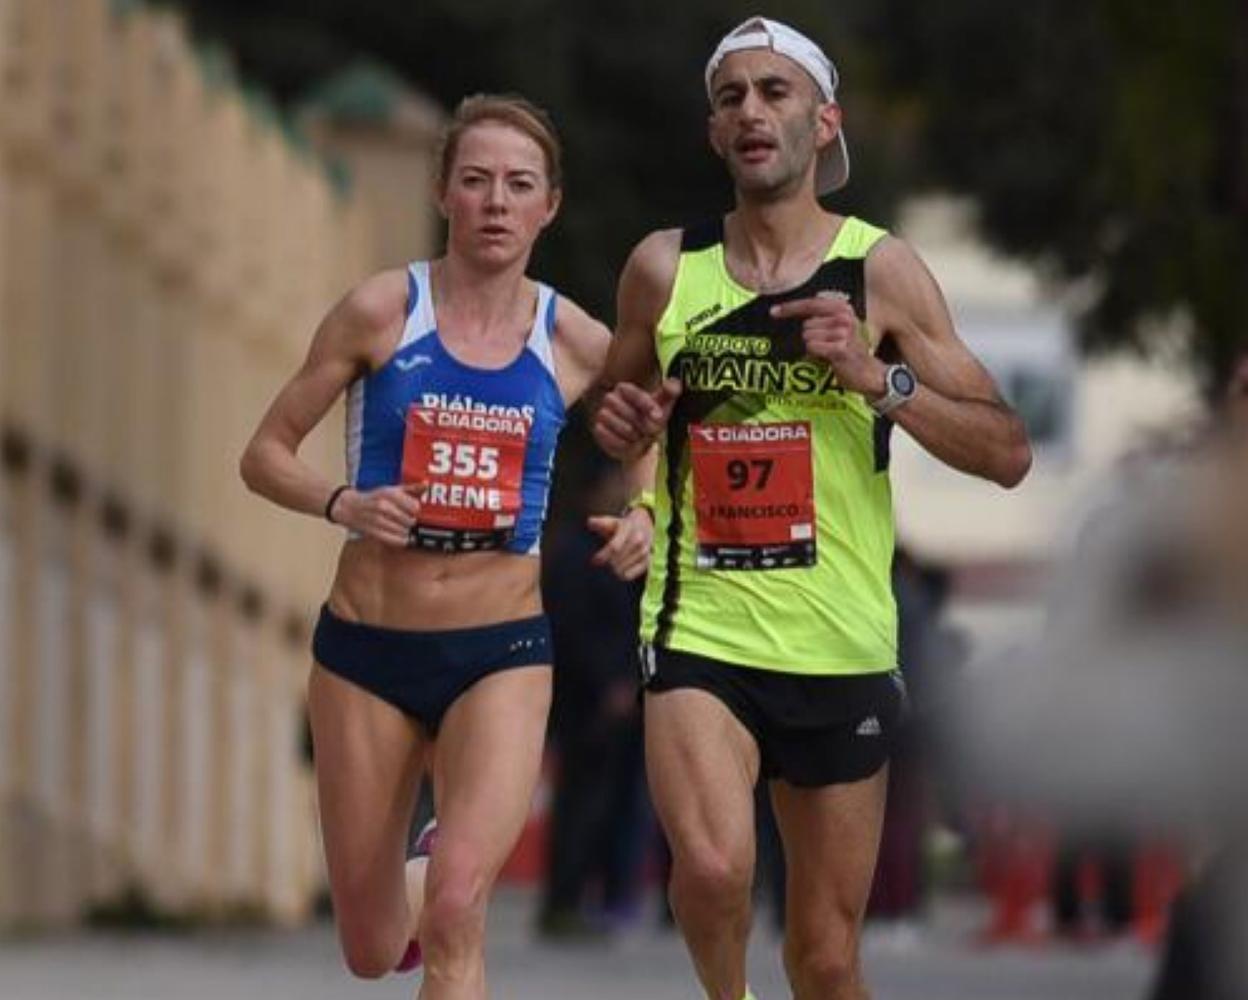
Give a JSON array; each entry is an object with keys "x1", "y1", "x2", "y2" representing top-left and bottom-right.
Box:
[{"x1": 642, "y1": 644, "x2": 905, "y2": 787}]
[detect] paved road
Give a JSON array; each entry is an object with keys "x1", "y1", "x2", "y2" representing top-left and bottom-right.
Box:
[{"x1": 0, "y1": 890, "x2": 1156, "y2": 1000}]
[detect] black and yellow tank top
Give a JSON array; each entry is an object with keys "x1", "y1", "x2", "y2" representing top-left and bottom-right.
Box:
[{"x1": 640, "y1": 216, "x2": 897, "y2": 675}]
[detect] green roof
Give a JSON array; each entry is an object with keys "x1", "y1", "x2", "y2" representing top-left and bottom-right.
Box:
[
  {"x1": 322, "y1": 157, "x2": 354, "y2": 199},
  {"x1": 242, "y1": 85, "x2": 282, "y2": 130},
  {"x1": 194, "y1": 41, "x2": 237, "y2": 92},
  {"x1": 300, "y1": 61, "x2": 411, "y2": 124}
]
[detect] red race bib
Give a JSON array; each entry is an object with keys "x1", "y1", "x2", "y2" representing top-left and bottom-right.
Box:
[
  {"x1": 689, "y1": 421, "x2": 816, "y2": 570},
  {"x1": 401, "y1": 404, "x2": 529, "y2": 551}
]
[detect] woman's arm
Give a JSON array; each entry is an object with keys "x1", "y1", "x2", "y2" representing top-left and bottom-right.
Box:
[{"x1": 239, "y1": 268, "x2": 422, "y2": 546}]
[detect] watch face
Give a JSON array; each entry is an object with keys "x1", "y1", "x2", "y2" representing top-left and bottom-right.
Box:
[{"x1": 891, "y1": 367, "x2": 916, "y2": 396}]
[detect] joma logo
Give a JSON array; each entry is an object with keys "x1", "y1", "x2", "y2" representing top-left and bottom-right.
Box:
[{"x1": 685, "y1": 303, "x2": 723, "y2": 331}]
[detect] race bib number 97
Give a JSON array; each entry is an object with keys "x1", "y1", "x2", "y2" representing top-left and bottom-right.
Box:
[
  {"x1": 690, "y1": 421, "x2": 816, "y2": 570},
  {"x1": 401, "y1": 405, "x2": 529, "y2": 551}
]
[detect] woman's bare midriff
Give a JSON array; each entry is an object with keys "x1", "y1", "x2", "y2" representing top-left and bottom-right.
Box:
[{"x1": 326, "y1": 538, "x2": 542, "y2": 631}]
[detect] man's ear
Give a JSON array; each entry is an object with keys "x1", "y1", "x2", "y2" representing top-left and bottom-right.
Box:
[
  {"x1": 708, "y1": 114, "x2": 725, "y2": 159},
  {"x1": 815, "y1": 101, "x2": 842, "y2": 152}
]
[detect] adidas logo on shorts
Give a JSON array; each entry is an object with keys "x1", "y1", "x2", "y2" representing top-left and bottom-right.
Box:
[
  {"x1": 638, "y1": 642, "x2": 657, "y2": 684},
  {"x1": 855, "y1": 715, "x2": 882, "y2": 737}
]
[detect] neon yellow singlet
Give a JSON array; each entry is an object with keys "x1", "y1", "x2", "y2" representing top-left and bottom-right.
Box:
[{"x1": 640, "y1": 216, "x2": 897, "y2": 676}]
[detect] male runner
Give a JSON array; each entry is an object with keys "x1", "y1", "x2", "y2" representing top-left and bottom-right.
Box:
[{"x1": 594, "y1": 17, "x2": 1031, "y2": 1000}]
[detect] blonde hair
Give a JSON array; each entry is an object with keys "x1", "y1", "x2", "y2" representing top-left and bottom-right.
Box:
[{"x1": 437, "y1": 93, "x2": 563, "y2": 192}]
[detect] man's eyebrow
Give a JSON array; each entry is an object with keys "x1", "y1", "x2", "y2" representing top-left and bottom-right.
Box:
[{"x1": 713, "y1": 73, "x2": 795, "y2": 100}]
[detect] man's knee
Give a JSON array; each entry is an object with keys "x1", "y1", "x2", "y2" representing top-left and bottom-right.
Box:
[
  {"x1": 671, "y1": 847, "x2": 753, "y2": 910},
  {"x1": 786, "y1": 931, "x2": 863, "y2": 998}
]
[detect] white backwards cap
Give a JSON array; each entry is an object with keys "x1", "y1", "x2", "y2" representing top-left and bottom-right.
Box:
[{"x1": 704, "y1": 16, "x2": 849, "y2": 194}]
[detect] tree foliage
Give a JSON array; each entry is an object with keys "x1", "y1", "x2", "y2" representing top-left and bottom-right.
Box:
[
  {"x1": 170, "y1": 0, "x2": 908, "y2": 319},
  {"x1": 171, "y1": 0, "x2": 1246, "y2": 389},
  {"x1": 869, "y1": 0, "x2": 1248, "y2": 392}
]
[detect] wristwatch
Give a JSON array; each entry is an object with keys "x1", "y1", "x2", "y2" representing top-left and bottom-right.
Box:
[{"x1": 868, "y1": 363, "x2": 918, "y2": 416}]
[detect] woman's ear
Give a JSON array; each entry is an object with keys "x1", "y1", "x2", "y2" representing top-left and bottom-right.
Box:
[{"x1": 543, "y1": 187, "x2": 563, "y2": 227}]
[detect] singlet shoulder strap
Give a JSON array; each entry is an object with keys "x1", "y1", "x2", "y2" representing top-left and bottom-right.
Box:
[
  {"x1": 655, "y1": 222, "x2": 723, "y2": 337},
  {"x1": 525, "y1": 281, "x2": 557, "y2": 374},
  {"x1": 398, "y1": 261, "x2": 437, "y2": 349},
  {"x1": 828, "y1": 217, "x2": 890, "y2": 261},
  {"x1": 681, "y1": 218, "x2": 723, "y2": 253}
]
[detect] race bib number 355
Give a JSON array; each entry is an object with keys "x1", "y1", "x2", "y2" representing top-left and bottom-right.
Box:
[
  {"x1": 401, "y1": 405, "x2": 529, "y2": 551},
  {"x1": 690, "y1": 421, "x2": 816, "y2": 570}
]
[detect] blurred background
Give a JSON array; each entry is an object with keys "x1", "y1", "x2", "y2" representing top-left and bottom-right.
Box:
[{"x1": 1, "y1": 0, "x2": 1245, "y2": 997}]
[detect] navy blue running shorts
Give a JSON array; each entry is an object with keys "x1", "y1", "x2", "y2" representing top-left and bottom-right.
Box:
[{"x1": 312, "y1": 604, "x2": 551, "y2": 733}]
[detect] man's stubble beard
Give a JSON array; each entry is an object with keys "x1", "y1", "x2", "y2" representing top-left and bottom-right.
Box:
[{"x1": 727, "y1": 111, "x2": 820, "y2": 204}]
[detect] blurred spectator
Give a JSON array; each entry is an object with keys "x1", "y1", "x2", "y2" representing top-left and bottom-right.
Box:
[
  {"x1": 869, "y1": 549, "x2": 966, "y2": 936},
  {"x1": 537, "y1": 462, "x2": 648, "y2": 939},
  {"x1": 1151, "y1": 847, "x2": 1248, "y2": 1000},
  {"x1": 1049, "y1": 832, "x2": 1133, "y2": 940},
  {"x1": 1147, "y1": 348, "x2": 1248, "y2": 999},
  {"x1": 941, "y1": 346, "x2": 1247, "y2": 989},
  {"x1": 753, "y1": 785, "x2": 787, "y2": 932}
]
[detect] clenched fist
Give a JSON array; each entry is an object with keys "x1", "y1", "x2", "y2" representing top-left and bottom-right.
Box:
[
  {"x1": 593, "y1": 379, "x2": 682, "y2": 460},
  {"x1": 331, "y1": 482, "x2": 426, "y2": 547}
]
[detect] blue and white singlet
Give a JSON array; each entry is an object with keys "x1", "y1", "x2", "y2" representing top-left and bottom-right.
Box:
[{"x1": 344, "y1": 261, "x2": 566, "y2": 555}]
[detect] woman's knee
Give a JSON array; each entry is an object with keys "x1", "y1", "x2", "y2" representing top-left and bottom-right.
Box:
[
  {"x1": 420, "y1": 851, "x2": 492, "y2": 950},
  {"x1": 330, "y1": 880, "x2": 408, "y2": 979},
  {"x1": 338, "y1": 923, "x2": 405, "y2": 980}
]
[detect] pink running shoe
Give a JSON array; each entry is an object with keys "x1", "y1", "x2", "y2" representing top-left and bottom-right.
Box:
[
  {"x1": 394, "y1": 818, "x2": 438, "y2": 974},
  {"x1": 395, "y1": 939, "x2": 423, "y2": 974},
  {"x1": 412, "y1": 818, "x2": 439, "y2": 858}
]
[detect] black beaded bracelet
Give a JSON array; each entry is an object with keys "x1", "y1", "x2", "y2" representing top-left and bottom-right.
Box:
[{"x1": 324, "y1": 484, "x2": 350, "y2": 524}]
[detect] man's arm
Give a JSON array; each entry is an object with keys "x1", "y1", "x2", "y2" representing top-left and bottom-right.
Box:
[
  {"x1": 772, "y1": 236, "x2": 1031, "y2": 488},
  {"x1": 584, "y1": 229, "x2": 682, "y2": 578},
  {"x1": 867, "y1": 237, "x2": 1032, "y2": 488},
  {"x1": 593, "y1": 229, "x2": 683, "y2": 461}
]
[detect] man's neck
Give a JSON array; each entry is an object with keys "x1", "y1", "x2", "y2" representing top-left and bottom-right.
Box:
[{"x1": 724, "y1": 195, "x2": 841, "y2": 294}]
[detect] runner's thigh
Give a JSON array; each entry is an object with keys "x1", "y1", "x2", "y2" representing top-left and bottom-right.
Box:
[
  {"x1": 308, "y1": 663, "x2": 427, "y2": 920},
  {"x1": 645, "y1": 688, "x2": 760, "y2": 864},
  {"x1": 431, "y1": 665, "x2": 552, "y2": 876},
  {"x1": 770, "y1": 768, "x2": 889, "y2": 939}
]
